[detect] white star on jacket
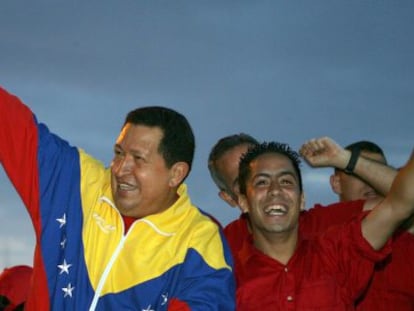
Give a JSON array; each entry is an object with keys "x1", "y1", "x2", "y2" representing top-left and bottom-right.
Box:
[
  {"x1": 58, "y1": 259, "x2": 72, "y2": 275},
  {"x1": 60, "y1": 238, "x2": 67, "y2": 249},
  {"x1": 161, "y1": 293, "x2": 168, "y2": 305},
  {"x1": 56, "y1": 212, "x2": 76, "y2": 300},
  {"x1": 56, "y1": 213, "x2": 66, "y2": 228},
  {"x1": 62, "y1": 283, "x2": 75, "y2": 298}
]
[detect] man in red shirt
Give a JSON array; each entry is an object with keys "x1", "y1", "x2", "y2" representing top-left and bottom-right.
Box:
[
  {"x1": 208, "y1": 134, "x2": 396, "y2": 255},
  {"x1": 235, "y1": 141, "x2": 414, "y2": 310},
  {"x1": 300, "y1": 137, "x2": 414, "y2": 310},
  {"x1": 0, "y1": 265, "x2": 33, "y2": 311}
]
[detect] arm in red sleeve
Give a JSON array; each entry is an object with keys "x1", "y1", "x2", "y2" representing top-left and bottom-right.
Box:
[{"x1": 0, "y1": 86, "x2": 40, "y2": 219}]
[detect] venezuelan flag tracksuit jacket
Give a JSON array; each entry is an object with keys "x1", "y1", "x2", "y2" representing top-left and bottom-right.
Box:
[{"x1": 0, "y1": 87, "x2": 235, "y2": 310}]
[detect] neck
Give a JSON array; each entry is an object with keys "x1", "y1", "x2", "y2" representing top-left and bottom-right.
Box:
[{"x1": 253, "y1": 227, "x2": 298, "y2": 265}]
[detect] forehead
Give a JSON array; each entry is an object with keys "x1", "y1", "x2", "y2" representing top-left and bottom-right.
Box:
[
  {"x1": 249, "y1": 152, "x2": 296, "y2": 176},
  {"x1": 117, "y1": 124, "x2": 163, "y2": 149}
]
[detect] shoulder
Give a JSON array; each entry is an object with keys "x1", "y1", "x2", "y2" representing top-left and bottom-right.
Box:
[{"x1": 224, "y1": 214, "x2": 249, "y2": 238}]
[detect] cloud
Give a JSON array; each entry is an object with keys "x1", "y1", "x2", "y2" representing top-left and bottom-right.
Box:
[{"x1": 1, "y1": 0, "x2": 413, "y2": 270}]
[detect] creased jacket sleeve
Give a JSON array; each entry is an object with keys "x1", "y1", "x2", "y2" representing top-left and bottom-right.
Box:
[{"x1": 169, "y1": 225, "x2": 236, "y2": 310}]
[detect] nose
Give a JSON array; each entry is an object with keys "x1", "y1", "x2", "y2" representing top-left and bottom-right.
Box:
[
  {"x1": 112, "y1": 154, "x2": 133, "y2": 176},
  {"x1": 269, "y1": 181, "x2": 281, "y2": 197}
]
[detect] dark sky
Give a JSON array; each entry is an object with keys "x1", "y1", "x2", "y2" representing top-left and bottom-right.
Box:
[{"x1": 1, "y1": 1, "x2": 413, "y2": 269}]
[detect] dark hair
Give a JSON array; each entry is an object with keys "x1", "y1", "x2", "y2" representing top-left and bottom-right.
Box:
[
  {"x1": 238, "y1": 141, "x2": 302, "y2": 195},
  {"x1": 334, "y1": 140, "x2": 387, "y2": 174},
  {"x1": 125, "y1": 106, "x2": 195, "y2": 173},
  {"x1": 345, "y1": 140, "x2": 386, "y2": 162},
  {"x1": 208, "y1": 133, "x2": 259, "y2": 191}
]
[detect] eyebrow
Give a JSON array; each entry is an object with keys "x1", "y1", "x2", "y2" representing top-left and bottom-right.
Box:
[
  {"x1": 114, "y1": 144, "x2": 147, "y2": 156},
  {"x1": 252, "y1": 170, "x2": 297, "y2": 180}
]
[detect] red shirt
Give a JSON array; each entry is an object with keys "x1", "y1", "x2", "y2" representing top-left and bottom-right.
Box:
[
  {"x1": 0, "y1": 265, "x2": 33, "y2": 310},
  {"x1": 224, "y1": 200, "x2": 364, "y2": 255},
  {"x1": 235, "y1": 214, "x2": 391, "y2": 311},
  {"x1": 355, "y1": 230, "x2": 414, "y2": 311}
]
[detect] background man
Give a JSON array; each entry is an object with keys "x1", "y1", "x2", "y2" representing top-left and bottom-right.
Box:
[
  {"x1": 300, "y1": 137, "x2": 414, "y2": 310},
  {"x1": 0, "y1": 265, "x2": 33, "y2": 310}
]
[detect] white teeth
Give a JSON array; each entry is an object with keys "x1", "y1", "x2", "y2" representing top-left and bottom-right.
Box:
[
  {"x1": 119, "y1": 183, "x2": 134, "y2": 191},
  {"x1": 264, "y1": 205, "x2": 287, "y2": 215}
]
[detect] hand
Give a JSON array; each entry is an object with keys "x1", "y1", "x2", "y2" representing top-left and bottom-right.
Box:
[{"x1": 299, "y1": 136, "x2": 350, "y2": 169}]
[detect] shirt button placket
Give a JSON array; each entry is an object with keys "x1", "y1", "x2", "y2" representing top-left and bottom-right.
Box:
[{"x1": 284, "y1": 266, "x2": 295, "y2": 309}]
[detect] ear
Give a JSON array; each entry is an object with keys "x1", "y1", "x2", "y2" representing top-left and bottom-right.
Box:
[
  {"x1": 238, "y1": 194, "x2": 249, "y2": 213},
  {"x1": 218, "y1": 190, "x2": 238, "y2": 208},
  {"x1": 329, "y1": 174, "x2": 342, "y2": 195},
  {"x1": 168, "y1": 162, "x2": 189, "y2": 187},
  {"x1": 299, "y1": 192, "x2": 306, "y2": 211}
]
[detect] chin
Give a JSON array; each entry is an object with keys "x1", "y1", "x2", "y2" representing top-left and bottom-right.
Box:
[{"x1": 116, "y1": 202, "x2": 136, "y2": 215}]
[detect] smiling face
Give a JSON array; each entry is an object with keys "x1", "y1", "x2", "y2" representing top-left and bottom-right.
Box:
[
  {"x1": 239, "y1": 152, "x2": 304, "y2": 236},
  {"x1": 110, "y1": 124, "x2": 181, "y2": 218}
]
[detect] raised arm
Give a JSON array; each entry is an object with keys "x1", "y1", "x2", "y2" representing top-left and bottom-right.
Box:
[
  {"x1": 0, "y1": 87, "x2": 40, "y2": 208},
  {"x1": 0, "y1": 86, "x2": 80, "y2": 229},
  {"x1": 362, "y1": 151, "x2": 414, "y2": 250},
  {"x1": 299, "y1": 136, "x2": 397, "y2": 196}
]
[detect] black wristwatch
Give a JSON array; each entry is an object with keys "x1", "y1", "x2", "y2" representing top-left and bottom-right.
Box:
[{"x1": 344, "y1": 148, "x2": 360, "y2": 174}]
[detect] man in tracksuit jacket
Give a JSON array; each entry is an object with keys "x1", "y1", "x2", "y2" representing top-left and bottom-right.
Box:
[{"x1": 0, "y1": 86, "x2": 235, "y2": 310}]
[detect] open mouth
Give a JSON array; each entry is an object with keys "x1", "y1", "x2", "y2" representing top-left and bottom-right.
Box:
[
  {"x1": 264, "y1": 204, "x2": 287, "y2": 216},
  {"x1": 118, "y1": 182, "x2": 136, "y2": 191}
]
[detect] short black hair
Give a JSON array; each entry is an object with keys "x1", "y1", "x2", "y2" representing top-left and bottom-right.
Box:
[
  {"x1": 334, "y1": 140, "x2": 387, "y2": 174},
  {"x1": 125, "y1": 106, "x2": 195, "y2": 175},
  {"x1": 345, "y1": 140, "x2": 386, "y2": 163},
  {"x1": 238, "y1": 141, "x2": 302, "y2": 195},
  {"x1": 208, "y1": 133, "x2": 259, "y2": 191}
]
